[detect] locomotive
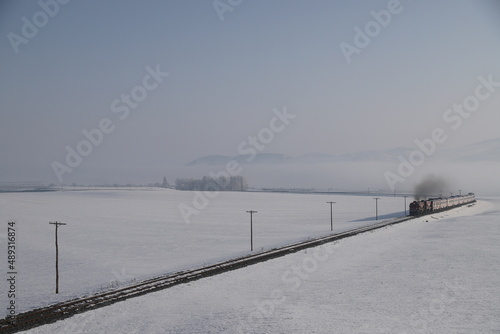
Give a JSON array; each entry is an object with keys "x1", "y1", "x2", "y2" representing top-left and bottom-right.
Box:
[{"x1": 409, "y1": 193, "x2": 475, "y2": 216}]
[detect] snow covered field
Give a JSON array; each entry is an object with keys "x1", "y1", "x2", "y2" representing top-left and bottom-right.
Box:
[
  {"x1": 0, "y1": 188, "x2": 407, "y2": 313},
  {"x1": 18, "y1": 196, "x2": 500, "y2": 333}
]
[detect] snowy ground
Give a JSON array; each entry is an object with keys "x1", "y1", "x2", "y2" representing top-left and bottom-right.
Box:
[
  {"x1": 16, "y1": 196, "x2": 500, "y2": 333},
  {"x1": 0, "y1": 189, "x2": 406, "y2": 313}
]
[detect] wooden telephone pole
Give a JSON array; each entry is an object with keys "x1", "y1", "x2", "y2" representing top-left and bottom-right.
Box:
[
  {"x1": 326, "y1": 202, "x2": 336, "y2": 231},
  {"x1": 403, "y1": 195, "x2": 408, "y2": 216},
  {"x1": 373, "y1": 198, "x2": 380, "y2": 220},
  {"x1": 246, "y1": 211, "x2": 257, "y2": 251},
  {"x1": 49, "y1": 221, "x2": 66, "y2": 294}
]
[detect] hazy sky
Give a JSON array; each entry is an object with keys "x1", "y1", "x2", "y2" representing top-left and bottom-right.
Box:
[{"x1": 1, "y1": 0, "x2": 500, "y2": 187}]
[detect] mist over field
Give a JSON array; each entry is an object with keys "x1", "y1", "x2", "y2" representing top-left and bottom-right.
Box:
[
  {"x1": 1, "y1": 1, "x2": 499, "y2": 194},
  {"x1": 157, "y1": 148, "x2": 499, "y2": 197}
]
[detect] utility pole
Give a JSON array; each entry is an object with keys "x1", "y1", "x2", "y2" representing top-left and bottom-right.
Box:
[
  {"x1": 373, "y1": 198, "x2": 380, "y2": 220},
  {"x1": 459, "y1": 189, "x2": 462, "y2": 196},
  {"x1": 403, "y1": 195, "x2": 408, "y2": 216},
  {"x1": 327, "y1": 202, "x2": 336, "y2": 231},
  {"x1": 246, "y1": 211, "x2": 257, "y2": 251},
  {"x1": 49, "y1": 221, "x2": 66, "y2": 294}
]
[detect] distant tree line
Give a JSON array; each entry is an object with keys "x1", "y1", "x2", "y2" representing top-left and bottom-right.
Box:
[{"x1": 175, "y1": 176, "x2": 248, "y2": 191}]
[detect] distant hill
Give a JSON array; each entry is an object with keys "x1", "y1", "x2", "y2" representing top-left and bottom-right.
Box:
[
  {"x1": 450, "y1": 137, "x2": 500, "y2": 162},
  {"x1": 186, "y1": 153, "x2": 295, "y2": 166},
  {"x1": 186, "y1": 148, "x2": 416, "y2": 166},
  {"x1": 297, "y1": 147, "x2": 414, "y2": 163},
  {"x1": 186, "y1": 137, "x2": 500, "y2": 166}
]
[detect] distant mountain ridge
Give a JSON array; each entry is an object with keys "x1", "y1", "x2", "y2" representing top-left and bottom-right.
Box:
[
  {"x1": 185, "y1": 148, "x2": 415, "y2": 166},
  {"x1": 186, "y1": 137, "x2": 500, "y2": 166},
  {"x1": 186, "y1": 153, "x2": 295, "y2": 166},
  {"x1": 450, "y1": 137, "x2": 500, "y2": 162},
  {"x1": 297, "y1": 147, "x2": 414, "y2": 163}
]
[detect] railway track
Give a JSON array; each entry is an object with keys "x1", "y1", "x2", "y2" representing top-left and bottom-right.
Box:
[{"x1": 0, "y1": 203, "x2": 473, "y2": 333}]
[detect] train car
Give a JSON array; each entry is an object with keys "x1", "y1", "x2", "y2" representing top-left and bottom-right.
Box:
[
  {"x1": 437, "y1": 198, "x2": 448, "y2": 210},
  {"x1": 424, "y1": 200, "x2": 432, "y2": 212},
  {"x1": 430, "y1": 198, "x2": 445, "y2": 210}
]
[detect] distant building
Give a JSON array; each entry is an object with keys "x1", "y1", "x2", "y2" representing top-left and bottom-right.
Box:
[{"x1": 175, "y1": 176, "x2": 248, "y2": 191}]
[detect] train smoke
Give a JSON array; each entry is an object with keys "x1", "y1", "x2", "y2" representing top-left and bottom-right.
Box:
[{"x1": 414, "y1": 175, "x2": 449, "y2": 200}]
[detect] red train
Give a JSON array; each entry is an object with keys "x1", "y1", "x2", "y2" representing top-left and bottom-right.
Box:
[{"x1": 409, "y1": 193, "x2": 475, "y2": 216}]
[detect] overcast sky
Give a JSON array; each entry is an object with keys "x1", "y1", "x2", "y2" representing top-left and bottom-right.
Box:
[{"x1": 1, "y1": 0, "x2": 500, "y2": 187}]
